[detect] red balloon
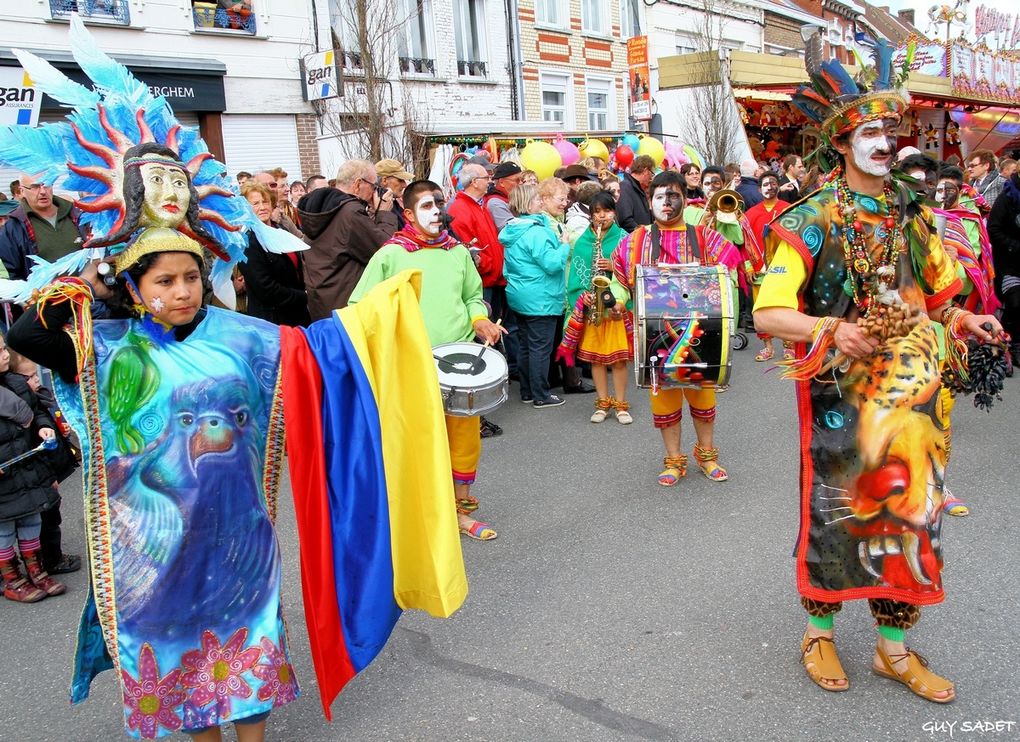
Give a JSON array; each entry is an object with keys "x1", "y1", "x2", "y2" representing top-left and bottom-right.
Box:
[{"x1": 615, "y1": 144, "x2": 634, "y2": 169}]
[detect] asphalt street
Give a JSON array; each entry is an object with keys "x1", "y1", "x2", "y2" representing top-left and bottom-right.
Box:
[{"x1": 1, "y1": 349, "x2": 1017, "y2": 742}]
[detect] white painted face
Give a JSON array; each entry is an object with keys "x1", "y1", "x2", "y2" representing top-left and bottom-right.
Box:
[
  {"x1": 414, "y1": 196, "x2": 442, "y2": 237},
  {"x1": 650, "y1": 187, "x2": 683, "y2": 223},
  {"x1": 849, "y1": 119, "x2": 897, "y2": 177}
]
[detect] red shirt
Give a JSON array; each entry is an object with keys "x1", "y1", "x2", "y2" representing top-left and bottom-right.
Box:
[
  {"x1": 447, "y1": 191, "x2": 506, "y2": 287},
  {"x1": 745, "y1": 199, "x2": 791, "y2": 253}
]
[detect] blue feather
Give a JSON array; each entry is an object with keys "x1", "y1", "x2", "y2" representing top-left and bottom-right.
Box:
[
  {"x1": 69, "y1": 15, "x2": 150, "y2": 111},
  {"x1": 819, "y1": 60, "x2": 860, "y2": 100},
  {"x1": 871, "y1": 38, "x2": 896, "y2": 90},
  {"x1": 12, "y1": 49, "x2": 99, "y2": 110},
  {"x1": 0, "y1": 123, "x2": 72, "y2": 185}
]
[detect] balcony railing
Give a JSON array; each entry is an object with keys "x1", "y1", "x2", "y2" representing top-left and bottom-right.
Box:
[
  {"x1": 340, "y1": 51, "x2": 364, "y2": 73},
  {"x1": 192, "y1": 3, "x2": 257, "y2": 34},
  {"x1": 457, "y1": 60, "x2": 487, "y2": 78},
  {"x1": 50, "y1": 0, "x2": 131, "y2": 24},
  {"x1": 399, "y1": 57, "x2": 436, "y2": 76}
]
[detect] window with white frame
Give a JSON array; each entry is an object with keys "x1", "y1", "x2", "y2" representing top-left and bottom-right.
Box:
[
  {"x1": 581, "y1": 0, "x2": 609, "y2": 35},
  {"x1": 535, "y1": 0, "x2": 565, "y2": 27},
  {"x1": 586, "y1": 76, "x2": 613, "y2": 130},
  {"x1": 454, "y1": 0, "x2": 488, "y2": 77},
  {"x1": 329, "y1": 0, "x2": 363, "y2": 70},
  {"x1": 620, "y1": 0, "x2": 640, "y2": 38},
  {"x1": 540, "y1": 72, "x2": 571, "y2": 124},
  {"x1": 398, "y1": 0, "x2": 436, "y2": 75},
  {"x1": 675, "y1": 32, "x2": 697, "y2": 55}
]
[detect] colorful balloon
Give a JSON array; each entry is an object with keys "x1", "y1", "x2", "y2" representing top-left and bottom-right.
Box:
[
  {"x1": 579, "y1": 138, "x2": 609, "y2": 163},
  {"x1": 621, "y1": 133, "x2": 640, "y2": 152},
  {"x1": 615, "y1": 144, "x2": 634, "y2": 169},
  {"x1": 636, "y1": 135, "x2": 665, "y2": 167},
  {"x1": 682, "y1": 144, "x2": 704, "y2": 169},
  {"x1": 520, "y1": 140, "x2": 562, "y2": 180},
  {"x1": 663, "y1": 140, "x2": 689, "y2": 169},
  {"x1": 450, "y1": 152, "x2": 469, "y2": 190},
  {"x1": 552, "y1": 136, "x2": 580, "y2": 167}
]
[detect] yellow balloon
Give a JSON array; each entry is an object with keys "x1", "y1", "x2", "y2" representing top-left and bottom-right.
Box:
[
  {"x1": 578, "y1": 138, "x2": 609, "y2": 163},
  {"x1": 636, "y1": 135, "x2": 666, "y2": 167},
  {"x1": 520, "y1": 140, "x2": 562, "y2": 181}
]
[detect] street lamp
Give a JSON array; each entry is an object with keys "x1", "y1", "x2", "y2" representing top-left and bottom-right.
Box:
[{"x1": 928, "y1": 1, "x2": 969, "y2": 41}]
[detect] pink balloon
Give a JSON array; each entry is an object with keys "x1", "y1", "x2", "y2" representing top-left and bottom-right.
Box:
[
  {"x1": 553, "y1": 137, "x2": 580, "y2": 166},
  {"x1": 615, "y1": 144, "x2": 634, "y2": 169},
  {"x1": 664, "y1": 141, "x2": 688, "y2": 169}
]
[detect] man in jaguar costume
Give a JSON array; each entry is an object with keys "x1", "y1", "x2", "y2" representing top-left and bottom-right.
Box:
[{"x1": 753, "y1": 34, "x2": 1002, "y2": 703}]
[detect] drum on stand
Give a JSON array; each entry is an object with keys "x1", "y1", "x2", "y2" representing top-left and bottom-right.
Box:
[
  {"x1": 433, "y1": 342, "x2": 509, "y2": 416},
  {"x1": 634, "y1": 263, "x2": 735, "y2": 390}
]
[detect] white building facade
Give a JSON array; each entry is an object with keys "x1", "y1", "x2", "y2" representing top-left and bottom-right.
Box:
[{"x1": 0, "y1": 0, "x2": 337, "y2": 187}]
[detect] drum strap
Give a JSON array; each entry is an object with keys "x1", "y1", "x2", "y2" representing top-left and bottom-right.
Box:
[{"x1": 649, "y1": 224, "x2": 701, "y2": 264}]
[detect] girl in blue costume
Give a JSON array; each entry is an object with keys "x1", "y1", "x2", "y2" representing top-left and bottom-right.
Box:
[{"x1": 9, "y1": 227, "x2": 297, "y2": 741}]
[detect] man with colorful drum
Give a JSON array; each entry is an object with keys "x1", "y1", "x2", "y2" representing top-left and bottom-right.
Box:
[
  {"x1": 612, "y1": 171, "x2": 739, "y2": 488},
  {"x1": 350, "y1": 180, "x2": 506, "y2": 541}
]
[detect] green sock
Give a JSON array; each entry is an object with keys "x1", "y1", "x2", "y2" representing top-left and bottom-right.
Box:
[
  {"x1": 878, "y1": 624, "x2": 905, "y2": 642},
  {"x1": 808, "y1": 613, "x2": 833, "y2": 631}
]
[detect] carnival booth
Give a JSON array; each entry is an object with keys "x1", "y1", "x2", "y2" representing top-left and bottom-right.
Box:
[{"x1": 658, "y1": 41, "x2": 1020, "y2": 164}]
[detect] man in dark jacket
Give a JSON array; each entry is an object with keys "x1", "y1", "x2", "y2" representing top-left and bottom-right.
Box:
[
  {"x1": 616, "y1": 154, "x2": 654, "y2": 232},
  {"x1": 988, "y1": 171, "x2": 1020, "y2": 363},
  {"x1": 0, "y1": 173, "x2": 86, "y2": 281},
  {"x1": 297, "y1": 159, "x2": 399, "y2": 320},
  {"x1": 734, "y1": 160, "x2": 763, "y2": 209}
]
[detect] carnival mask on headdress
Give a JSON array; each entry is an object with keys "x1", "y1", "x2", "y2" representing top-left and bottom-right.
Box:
[{"x1": 0, "y1": 14, "x2": 306, "y2": 306}]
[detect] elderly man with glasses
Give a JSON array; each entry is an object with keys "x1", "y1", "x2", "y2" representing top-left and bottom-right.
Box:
[
  {"x1": 966, "y1": 149, "x2": 1006, "y2": 207},
  {"x1": 0, "y1": 172, "x2": 86, "y2": 282}
]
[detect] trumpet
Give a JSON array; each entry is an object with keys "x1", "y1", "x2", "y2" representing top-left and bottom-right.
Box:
[
  {"x1": 707, "y1": 188, "x2": 744, "y2": 221},
  {"x1": 588, "y1": 225, "x2": 616, "y2": 326}
]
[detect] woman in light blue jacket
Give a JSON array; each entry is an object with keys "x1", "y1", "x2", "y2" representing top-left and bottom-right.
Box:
[{"x1": 499, "y1": 178, "x2": 571, "y2": 408}]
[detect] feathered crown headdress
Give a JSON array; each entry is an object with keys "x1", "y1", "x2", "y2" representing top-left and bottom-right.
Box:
[
  {"x1": 791, "y1": 31, "x2": 913, "y2": 142},
  {"x1": 0, "y1": 14, "x2": 305, "y2": 306}
]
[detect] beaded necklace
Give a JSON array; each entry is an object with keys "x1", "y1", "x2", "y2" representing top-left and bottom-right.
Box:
[{"x1": 833, "y1": 167, "x2": 900, "y2": 314}]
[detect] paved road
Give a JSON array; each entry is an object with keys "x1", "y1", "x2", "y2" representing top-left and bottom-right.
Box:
[{"x1": 2, "y1": 350, "x2": 1017, "y2": 742}]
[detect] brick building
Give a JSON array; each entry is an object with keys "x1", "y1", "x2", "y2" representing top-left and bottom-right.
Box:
[{"x1": 515, "y1": 0, "x2": 639, "y2": 131}]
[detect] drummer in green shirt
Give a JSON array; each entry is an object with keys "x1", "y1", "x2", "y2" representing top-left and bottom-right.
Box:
[{"x1": 350, "y1": 180, "x2": 506, "y2": 542}]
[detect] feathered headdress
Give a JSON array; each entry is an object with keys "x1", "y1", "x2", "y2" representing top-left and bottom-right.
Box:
[
  {"x1": 791, "y1": 30, "x2": 912, "y2": 143},
  {"x1": 0, "y1": 14, "x2": 305, "y2": 306}
]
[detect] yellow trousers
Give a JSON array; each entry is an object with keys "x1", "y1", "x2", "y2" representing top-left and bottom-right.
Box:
[
  {"x1": 445, "y1": 415, "x2": 481, "y2": 484},
  {"x1": 649, "y1": 387, "x2": 717, "y2": 429}
]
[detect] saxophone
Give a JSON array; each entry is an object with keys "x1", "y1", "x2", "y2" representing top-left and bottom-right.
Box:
[{"x1": 588, "y1": 224, "x2": 616, "y2": 326}]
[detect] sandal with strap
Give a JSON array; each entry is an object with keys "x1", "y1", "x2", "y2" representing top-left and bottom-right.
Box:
[
  {"x1": 693, "y1": 444, "x2": 729, "y2": 482},
  {"x1": 782, "y1": 341, "x2": 795, "y2": 361},
  {"x1": 873, "y1": 646, "x2": 955, "y2": 704},
  {"x1": 456, "y1": 496, "x2": 479, "y2": 514},
  {"x1": 591, "y1": 397, "x2": 613, "y2": 423},
  {"x1": 658, "y1": 455, "x2": 688, "y2": 487},
  {"x1": 755, "y1": 345, "x2": 774, "y2": 362},
  {"x1": 459, "y1": 518, "x2": 497, "y2": 541},
  {"x1": 941, "y1": 489, "x2": 969, "y2": 517},
  {"x1": 612, "y1": 398, "x2": 633, "y2": 425},
  {"x1": 801, "y1": 633, "x2": 849, "y2": 692}
]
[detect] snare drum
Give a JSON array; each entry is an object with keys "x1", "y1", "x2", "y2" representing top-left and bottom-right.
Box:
[
  {"x1": 433, "y1": 342, "x2": 509, "y2": 417},
  {"x1": 634, "y1": 264, "x2": 735, "y2": 389}
]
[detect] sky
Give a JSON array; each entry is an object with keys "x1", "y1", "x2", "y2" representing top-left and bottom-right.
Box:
[{"x1": 881, "y1": 0, "x2": 1016, "y2": 46}]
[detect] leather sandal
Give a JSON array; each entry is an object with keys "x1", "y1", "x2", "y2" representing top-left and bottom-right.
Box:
[
  {"x1": 782, "y1": 341, "x2": 795, "y2": 361},
  {"x1": 755, "y1": 345, "x2": 774, "y2": 362},
  {"x1": 658, "y1": 455, "x2": 688, "y2": 487},
  {"x1": 693, "y1": 444, "x2": 728, "y2": 482},
  {"x1": 459, "y1": 518, "x2": 497, "y2": 541},
  {"x1": 873, "y1": 646, "x2": 955, "y2": 704},
  {"x1": 801, "y1": 633, "x2": 849, "y2": 692}
]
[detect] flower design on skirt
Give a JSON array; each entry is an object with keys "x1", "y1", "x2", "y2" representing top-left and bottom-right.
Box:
[
  {"x1": 252, "y1": 636, "x2": 299, "y2": 706},
  {"x1": 121, "y1": 643, "x2": 186, "y2": 739},
  {"x1": 181, "y1": 628, "x2": 262, "y2": 719}
]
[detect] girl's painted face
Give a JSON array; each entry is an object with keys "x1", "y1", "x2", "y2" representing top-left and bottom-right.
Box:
[
  {"x1": 761, "y1": 176, "x2": 779, "y2": 200},
  {"x1": 246, "y1": 191, "x2": 273, "y2": 224},
  {"x1": 130, "y1": 252, "x2": 204, "y2": 327},
  {"x1": 591, "y1": 207, "x2": 616, "y2": 232},
  {"x1": 0, "y1": 339, "x2": 9, "y2": 373},
  {"x1": 935, "y1": 180, "x2": 960, "y2": 208}
]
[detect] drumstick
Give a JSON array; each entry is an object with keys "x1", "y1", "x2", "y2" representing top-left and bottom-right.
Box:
[{"x1": 470, "y1": 318, "x2": 502, "y2": 373}]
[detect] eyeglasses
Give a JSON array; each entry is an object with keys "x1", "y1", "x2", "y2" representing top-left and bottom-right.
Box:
[
  {"x1": 966, "y1": 162, "x2": 982, "y2": 169},
  {"x1": 22, "y1": 183, "x2": 48, "y2": 192}
]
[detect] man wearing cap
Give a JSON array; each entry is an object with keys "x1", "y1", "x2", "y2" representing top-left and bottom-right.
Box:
[
  {"x1": 484, "y1": 161, "x2": 523, "y2": 231},
  {"x1": 377, "y1": 158, "x2": 415, "y2": 230},
  {"x1": 0, "y1": 173, "x2": 86, "y2": 282}
]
